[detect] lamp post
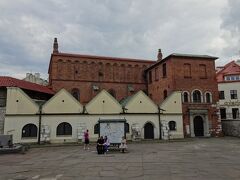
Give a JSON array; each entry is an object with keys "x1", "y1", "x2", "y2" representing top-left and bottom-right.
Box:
[{"x1": 158, "y1": 106, "x2": 165, "y2": 140}]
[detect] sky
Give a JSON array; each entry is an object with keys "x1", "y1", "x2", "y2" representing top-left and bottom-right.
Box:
[{"x1": 0, "y1": 0, "x2": 240, "y2": 79}]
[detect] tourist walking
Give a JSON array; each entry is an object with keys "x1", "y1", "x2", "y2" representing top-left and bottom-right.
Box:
[{"x1": 83, "y1": 129, "x2": 90, "y2": 150}]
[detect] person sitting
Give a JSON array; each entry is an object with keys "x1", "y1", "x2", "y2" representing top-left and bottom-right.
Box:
[
  {"x1": 8, "y1": 140, "x2": 13, "y2": 148},
  {"x1": 96, "y1": 136, "x2": 104, "y2": 154},
  {"x1": 119, "y1": 136, "x2": 127, "y2": 153},
  {"x1": 103, "y1": 136, "x2": 110, "y2": 153}
]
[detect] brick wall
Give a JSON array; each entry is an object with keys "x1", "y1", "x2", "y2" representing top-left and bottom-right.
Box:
[{"x1": 49, "y1": 53, "x2": 154, "y2": 103}]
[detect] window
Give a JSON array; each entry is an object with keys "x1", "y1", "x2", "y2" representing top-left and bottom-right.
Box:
[
  {"x1": 149, "y1": 71, "x2": 152, "y2": 83},
  {"x1": 225, "y1": 75, "x2": 240, "y2": 81},
  {"x1": 94, "y1": 123, "x2": 99, "y2": 134},
  {"x1": 184, "y1": 63, "x2": 191, "y2": 78},
  {"x1": 57, "y1": 122, "x2": 72, "y2": 136},
  {"x1": 125, "y1": 123, "x2": 130, "y2": 133},
  {"x1": 230, "y1": 90, "x2": 238, "y2": 99},
  {"x1": 71, "y1": 88, "x2": 80, "y2": 101},
  {"x1": 164, "y1": 90, "x2": 168, "y2": 99},
  {"x1": 220, "y1": 108, "x2": 226, "y2": 119},
  {"x1": 199, "y1": 64, "x2": 207, "y2": 78},
  {"x1": 169, "y1": 121, "x2": 176, "y2": 131},
  {"x1": 192, "y1": 90, "x2": 201, "y2": 103},
  {"x1": 22, "y1": 124, "x2": 37, "y2": 138},
  {"x1": 219, "y1": 91, "x2": 225, "y2": 100},
  {"x1": 183, "y1": 92, "x2": 189, "y2": 103},
  {"x1": 205, "y1": 92, "x2": 211, "y2": 103},
  {"x1": 162, "y1": 63, "x2": 167, "y2": 77},
  {"x1": 155, "y1": 67, "x2": 159, "y2": 81},
  {"x1": 232, "y1": 108, "x2": 239, "y2": 119}
]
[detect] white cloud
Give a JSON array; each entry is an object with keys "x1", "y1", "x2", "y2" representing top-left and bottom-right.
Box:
[{"x1": 1, "y1": 0, "x2": 239, "y2": 79}]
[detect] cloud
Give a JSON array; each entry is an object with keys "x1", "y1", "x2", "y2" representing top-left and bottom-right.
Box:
[
  {"x1": 220, "y1": 0, "x2": 240, "y2": 63},
  {"x1": 0, "y1": 0, "x2": 236, "y2": 79}
]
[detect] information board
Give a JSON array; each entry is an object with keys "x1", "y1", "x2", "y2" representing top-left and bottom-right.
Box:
[{"x1": 99, "y1": 121, "x2": 125, "y2": 144}]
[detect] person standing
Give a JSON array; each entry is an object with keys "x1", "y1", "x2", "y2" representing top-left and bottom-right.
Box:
[{"x1": 83, "y1": 129, "x2": 90, "y2": 150}]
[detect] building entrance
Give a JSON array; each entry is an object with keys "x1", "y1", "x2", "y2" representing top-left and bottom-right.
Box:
[
  {"x1": 194, "y1": 116, "x2": 204, "y2": 136},
  {"x1": 144, "y1": 122, "x2": 154, "y2": 139}
]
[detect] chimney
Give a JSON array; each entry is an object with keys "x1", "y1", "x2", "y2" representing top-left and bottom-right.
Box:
[
  {"x1": 53, "y1": 37, "x2": 59, "y2": 53},
  {"x1": 157, "y1": 49, "x2": 162, "y2": 61}
]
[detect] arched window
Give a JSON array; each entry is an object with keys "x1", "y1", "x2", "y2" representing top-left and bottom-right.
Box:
[
  {"x1": 183, "y1": 92, "x2": 189, "y2": 103},
  {"x1": 71, "y1": 88, "x2": 80, "y2": 101},
  {"x1": 94, "y1": 123, "x2": 99, "y2": 134},
  {"x1": 164, "y1": 90, "x2": 168, "y2": 99},
  {"x1": 22, "y1": 124, "x2": 37, "y2": 138},
  {"x1": 205, "y1": 92, "x2": 212, "y2": 103},
  {"x1": 57, "y1": 122, "x2": 72, "y2": 136},
  {"x1": 168, "y1": 121, "x2": 176, "y2": 131},
  {"x1": 125, "y1": 123, "x2": 130, "y2": 133},
  {"x1": 108, "y1": 89, "x2": 116, "y2": 98},
  {"x1": 192, "y1": 90, "x2": 202, "y2": 103}
]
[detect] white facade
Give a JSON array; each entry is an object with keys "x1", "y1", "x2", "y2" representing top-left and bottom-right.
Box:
[
  {"x1": 23, "y1": 73, "x2": 48, "y2": 86},
  {"x1": 218, "y1": 82, "x2": 240, "y2": 120},
  {"x1": 4, "y1": 87, "x2": 184, "y2": 143}
]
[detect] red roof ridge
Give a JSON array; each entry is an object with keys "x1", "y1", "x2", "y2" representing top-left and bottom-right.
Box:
[
  {"x1": 52, "y1": 52, "x2": 155, "y2": 63},
  {"x1": 0, "y1": 76, "x2": 54, "y2": 94}
]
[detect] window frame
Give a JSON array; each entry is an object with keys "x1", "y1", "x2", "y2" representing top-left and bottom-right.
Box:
[
  {"x1": 22, "y1": 124, "x2": 38, "y2": 138},
  {"x1": 56, "y1": 122, "x2": 72, "y2": 136},
  {"x1": 162, "y1": 63, "x2": 167, "y2": 78},
  {"x1": 219, "y1": 91, "x2": 225, "y2": 100},
  {"x1": 192, "y1": 90, "x2": 202, "y2": 103},
  {"x1": 230, "y1": 90, "x2": 238, "y2": 99},
  {"x1": 168, "y1": 121, "x2": 177, "y2": 131}
]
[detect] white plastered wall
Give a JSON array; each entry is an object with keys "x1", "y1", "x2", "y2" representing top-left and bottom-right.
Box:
[
  {"x1": 124, "y1": 91, "x2": 158, "y2": 113},
  {"x1": 4, "y1": 115, "x2": 39, "y2": 143},
  {"x1": 6, "y1": 87, "x2": 38, "y2": 114},
  {"x1": 42, "y1": 89, "x2": 83, "y2": 114},
  {"x1": 5, "y1": 114, "x2": 159, "y2": 143},
  {"x1": 86, "y1": 90, "x2": 122, "y2": 114}
]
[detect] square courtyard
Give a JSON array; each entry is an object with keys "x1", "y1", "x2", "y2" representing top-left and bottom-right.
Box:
[{"x1": 0, "y1": 137, "x2": 239, "y2": 180}]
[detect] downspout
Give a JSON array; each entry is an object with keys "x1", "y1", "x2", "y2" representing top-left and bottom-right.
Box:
[
  {"x1": 38, "y1": 104, "x2": 42, "y2": 145},
  {"x1": 158, "y1": 106, "x2": 162, "y2": 140}
]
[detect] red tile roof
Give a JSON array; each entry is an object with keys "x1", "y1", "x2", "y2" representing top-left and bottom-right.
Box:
[{"x1": 0, "y1": 76, "x2": 54, "y2": 94}]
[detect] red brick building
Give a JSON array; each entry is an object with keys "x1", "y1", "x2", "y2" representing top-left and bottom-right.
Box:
[
  {"x1": 48, "y1": 38, "x2": 222, "y2": 137},
  {"x1": 48, "y1": 38, "x2": 154, "y2": 104},
  {"x1": 146, "y1": 54, "x2": 222, "y2": 137}
]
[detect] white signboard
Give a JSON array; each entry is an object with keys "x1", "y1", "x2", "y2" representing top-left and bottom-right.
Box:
[{"x1": 99, "y1": 122, "x2": 125, "y2": 144}]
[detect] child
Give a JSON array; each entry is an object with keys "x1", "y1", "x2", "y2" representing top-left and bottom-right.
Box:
[{"x1": 119, "y1": 136, "x2": 127, "y2": 153}]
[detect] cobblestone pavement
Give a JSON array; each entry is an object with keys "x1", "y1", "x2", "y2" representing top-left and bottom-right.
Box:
[{"x1": 0, "y1": 137, "x2": 240, "y2": 180}]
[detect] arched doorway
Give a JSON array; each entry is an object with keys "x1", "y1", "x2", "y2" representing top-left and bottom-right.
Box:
[
  {"x1": 194, "y1": 116, "x2": 204, "y2": 136},
  {"x1": 144, "y1": 122, "x2": 154, "y2": 139}
]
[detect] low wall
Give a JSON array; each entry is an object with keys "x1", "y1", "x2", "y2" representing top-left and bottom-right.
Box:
[{"x1": 222, "y1": 120, "x2": 240, "y2": 137}]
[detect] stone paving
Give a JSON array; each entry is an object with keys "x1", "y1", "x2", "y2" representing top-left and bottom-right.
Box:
[{"x1": 0, "y1": 137, "x2": 240, "y2": 180}]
